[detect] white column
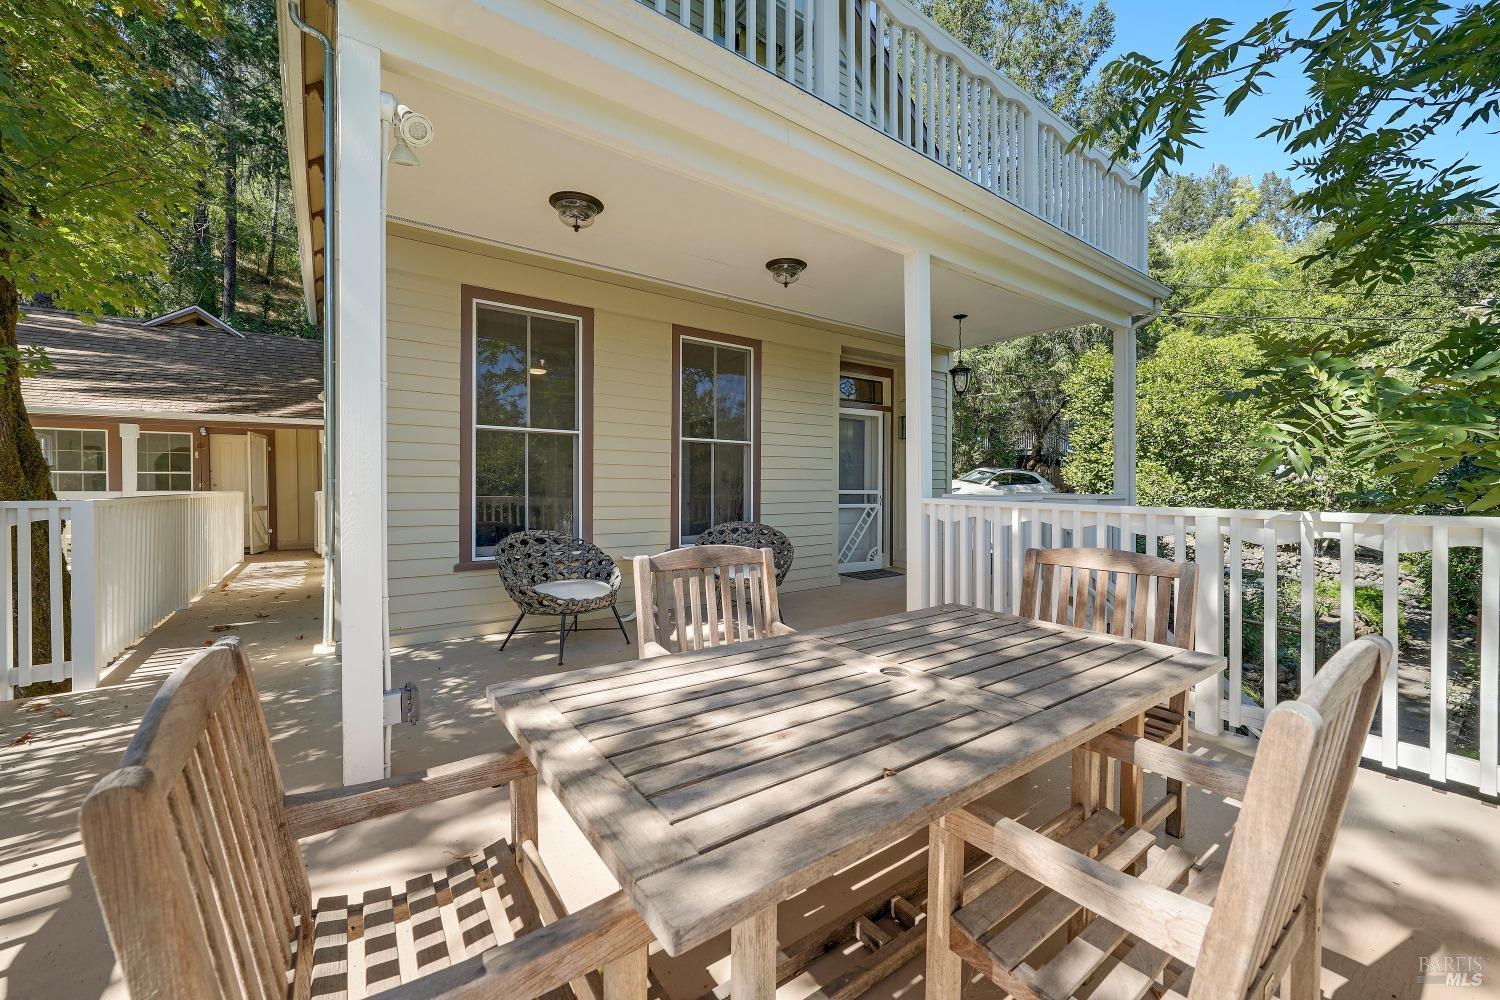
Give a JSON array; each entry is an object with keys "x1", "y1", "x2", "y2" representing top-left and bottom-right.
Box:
[
  {"x1": 903, "y1": 249, "x2": 933, "y2": 611},
  {"x1": 1112, "y1": 325, "x2": 1137, "y2": 504},
  {"x1": 335, "y1": 34, "x2": 391, "y2": 784},
  {"x1": 118, "y1": 423, "x2": 140, "y2": 495}
]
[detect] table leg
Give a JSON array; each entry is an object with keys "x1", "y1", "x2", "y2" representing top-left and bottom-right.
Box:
[
  {"x1": 923, "y1": 819, "x2": 965, "y2": 1000},
  {"x1": 1119, "y1": 712, "x2": 1145, "y2": 830},
  {"x1": 1165, "y1": 689, "x2": 1189, "y2": 839},
  {"x1": 730, "y1": 906, "x2": 777, "y2": 1000},
  {"x1": 604, "y1": 946, "x2": 649, "y2": 1000},
  {"x1": 1070, "y1": 745, "x2": 1107, "y2": 816},
  {"x1": 510, "y1": 771, "x2": 539, "y2": 849}
]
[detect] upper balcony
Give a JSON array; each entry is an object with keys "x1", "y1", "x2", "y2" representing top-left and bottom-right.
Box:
[{"x1": 629, "y1": 0, "x2": 1146, "y2": 270}]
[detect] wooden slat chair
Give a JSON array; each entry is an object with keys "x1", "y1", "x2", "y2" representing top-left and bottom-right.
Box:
[
  {"x1": 631, "y1": 544, "x2": 793, "y2": 659},
  {"x1": 926, "y1": 635, "x2": 1392, "y2": 1000},
  {"x1": 1018, "y1": 546, "x2": 1199, "y2": 836},
  {"x1": 80, "y1": 638, "x2": 653, "y2": 1000}
]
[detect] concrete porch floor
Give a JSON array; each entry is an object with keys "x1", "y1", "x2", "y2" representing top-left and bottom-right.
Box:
[{"x1": 1, "y1": 553, "x2": 1496, "y2": 999}]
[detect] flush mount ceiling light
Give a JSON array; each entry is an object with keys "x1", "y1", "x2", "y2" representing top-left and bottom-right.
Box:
[
  {"x1": 765, "y1": 258, "x2": 807, "y2": 289},
  {"x1": 529, "y1": 357, "x2": 549, "y2": 377},
  {"x1": 949, "y1": 313, "x2": 973, "y2": 399},
  {"x1": 549, "y1": 191, "x2": 604, "y2": 232}
]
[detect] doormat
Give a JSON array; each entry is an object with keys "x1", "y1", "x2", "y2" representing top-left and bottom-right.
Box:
[{"x1": 840, "y1": 569, "x2": 904, "y2": 581}]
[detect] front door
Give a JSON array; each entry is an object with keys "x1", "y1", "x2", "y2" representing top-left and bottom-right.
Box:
[{"x1": 838, "y1": 410, "x2": 884, "y2": 572}]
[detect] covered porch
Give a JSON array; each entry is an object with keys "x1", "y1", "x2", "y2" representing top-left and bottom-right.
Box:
[
  {"x1": 2, "y1": 552, "x2": 1492, "y2": 999},
  {"x1": 284, "y1": 0, "x2": 1162, "y2": 784}
]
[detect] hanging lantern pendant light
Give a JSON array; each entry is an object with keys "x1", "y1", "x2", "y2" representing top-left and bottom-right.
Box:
[{"x1": 949, "y1": 313, "x2": 973, "y2": 399}]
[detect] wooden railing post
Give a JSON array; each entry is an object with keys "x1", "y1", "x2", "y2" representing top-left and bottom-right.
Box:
[
  {"x1": 1022, "y1": 110, "x2": 1040, "y2": 213},
  {"x1": 69, "y1": 502, "x2": 100, "y2": 691},
  {"x1": 814, "y1": 0, "x2": 841, "y2": 105}
]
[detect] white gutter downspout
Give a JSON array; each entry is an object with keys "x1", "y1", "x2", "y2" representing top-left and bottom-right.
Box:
[{"x1": 288, "y1": 2, "x2": 339, "y2": 654}]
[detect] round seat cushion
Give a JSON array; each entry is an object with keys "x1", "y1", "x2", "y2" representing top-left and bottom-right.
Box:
[{"x1": 532, "y1": 579, "x2": 614, "y2": 602}]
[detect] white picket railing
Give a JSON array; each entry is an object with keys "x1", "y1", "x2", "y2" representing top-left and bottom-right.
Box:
[
  {"x1": 634, "y1": 0, "x2": 1146, "y2": 269},
  {"x1": 2, "y1": 492, "x2": 244, "y2": 698},
  {"x1": 920, "y1": 497, "x2": 1500, "y2": 796}
]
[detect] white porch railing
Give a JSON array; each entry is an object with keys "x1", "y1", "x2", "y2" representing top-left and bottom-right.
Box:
[
  {"x1": 920, "y1": 497, "x2": 1500, "y2": 797},
  {"x1": 635, "y1": 0, "x2": 1146, "y2": 269},
  {"x1": 1, "y1": 492, "x2": 244, "y2": 698}
]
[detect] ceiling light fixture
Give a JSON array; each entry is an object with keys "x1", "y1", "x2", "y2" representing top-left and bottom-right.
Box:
[
  {"x1": 765, "y1": 258, "x2": 807, "y2": 289},
  {"x1": 549, "y1": 191, "x2": 604, "y2": 232},
  {"x1": 529, "y1": 357, "x2": 549, "y2": 377}
]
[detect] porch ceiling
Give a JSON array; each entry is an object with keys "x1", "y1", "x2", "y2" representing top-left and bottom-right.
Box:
[{"x1": 384, "y1": 71, "x2": 1100, "y2": 348}]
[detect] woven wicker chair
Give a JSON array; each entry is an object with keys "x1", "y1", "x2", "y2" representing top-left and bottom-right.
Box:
[
  {"x1": 495, "y1": 530, "x2": 629, "y2": 664},
  {"x1": 695, "y1": 520, "x2": 795, "y2": 584}
]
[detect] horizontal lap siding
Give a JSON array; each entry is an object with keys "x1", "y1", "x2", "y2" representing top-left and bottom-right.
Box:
[{"x1": 385, "y1": 234, "x2": 852, "y2": 647}]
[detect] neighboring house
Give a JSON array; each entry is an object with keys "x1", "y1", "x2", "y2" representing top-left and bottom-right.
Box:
[
  {"x1": 276, "y1": 0, "x2": 1165, "y2": 780},
  {"x1": 18, "y1": 307, "x2": 325, "y2": 554}
]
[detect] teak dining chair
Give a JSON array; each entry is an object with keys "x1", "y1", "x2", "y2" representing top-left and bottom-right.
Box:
[
  {"x1": 925, "y1": 635, "x2": 1392, "y2": 1000},
  {"x1": 631, "y1": 544, "x2": 794, "y2": 659},
  {"x1": 1018, "y1": 546, "x2": 1200, "y2": 836},
  {"x1": 80, "y1": 639, "x2": 652, "y2": 1000}
]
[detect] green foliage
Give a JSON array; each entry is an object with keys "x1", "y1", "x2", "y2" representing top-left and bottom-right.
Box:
[
  {"x1": 1402, "y1": 547, "x2": 1485, "y2": 618},
  {"x1": 1064, "y1": 328, "x2": 1312, "y2": 507},
  {"x1": 1, "y1": 1, "x2": 217, "y2": 316},
  {"x1": 1074, "y1": 2, "x2": 1500, "y2": 509},
  {"x1": 953, "y1": 326, "x2": 1109, "y2": 476}
]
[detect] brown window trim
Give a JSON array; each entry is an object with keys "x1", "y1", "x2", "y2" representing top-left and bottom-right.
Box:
[
  {"x1": 456, "y1": 284, "x2": 594, "y2": 572},
  {"x1": 671, "y1": 325, "x2": 762, "y2": 548}
]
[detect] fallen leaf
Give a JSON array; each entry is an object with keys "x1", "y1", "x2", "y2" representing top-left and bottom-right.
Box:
[
  {"x1": 210, "y1": 624, "x2": 238, "y2": 633},
  {"x1": 881, "y1": 767, "x2": 897, "y2": 778},
  {"x1": 50, "y1": 708, "x2": 70, "y2": 719},
  {"x1": 22, "y1": 701, "x2": 50, "y2": 713},
  {"x1": 203, "y1": 639, "x2": 213, "y2": 646},
  {"x1": 296, "y1": 634, "x2": 305, "y2": 641},
  {"x1": 254, "y1": 612, "x2": 269, "y2": 619},
  {"x1": 6, "y1": 731, "x2": 36, "y2": 748}
]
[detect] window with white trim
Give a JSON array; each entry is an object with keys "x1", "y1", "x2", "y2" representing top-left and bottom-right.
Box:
[
  {"x1": 138, "y1": 432, "x2": 193, "y2": 491},
  {"x1": 35, "y1": 428, "x2": 108, "y2": 491},
  {"x1": 679, "y1": 337, "x2": 752, "y2": 542},
  {"x1": 472, "y1": 301, "x2": 581, "y2": 558}
]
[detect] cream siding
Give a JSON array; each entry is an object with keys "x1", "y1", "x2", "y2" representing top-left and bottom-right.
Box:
[{"x1": 384, "y1": 229, "x2": 911, "y2": 646}]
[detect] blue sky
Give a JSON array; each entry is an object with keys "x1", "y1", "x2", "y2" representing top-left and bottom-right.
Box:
[{"x1": 1100, "y1": 1, "x2": 1500, "y2": 191}]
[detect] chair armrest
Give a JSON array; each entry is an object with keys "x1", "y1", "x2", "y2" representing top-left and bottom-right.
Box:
[
  {"x1": 945, "y1": 809, "x2": 1213, "y2": 966},
  {"x1": 1087, "y1": 730, "x2": 1251, "y2": 801},
  {"x1": 283, "y1": 750, "x2": 536, "y2": 839},
  {"x1": 381, "y1": 891, "x2": 653, "y2": 1000}
]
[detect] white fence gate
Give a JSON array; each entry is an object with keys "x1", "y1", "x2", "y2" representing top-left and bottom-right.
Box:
[
  {"x1": 2, "y1": 492, "x2": 244, "y2": 697},
  {"x1": 921, "y1": 497, "x2": 1500, "y2": 797}
]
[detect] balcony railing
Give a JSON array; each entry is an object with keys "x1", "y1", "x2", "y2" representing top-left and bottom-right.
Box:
[
  {"x1": 635, "y1": 0, "x2": 1146, "y2": 269},
  {"x1": 920, "y1": 496, "x2": 1500, "y2": 797}
]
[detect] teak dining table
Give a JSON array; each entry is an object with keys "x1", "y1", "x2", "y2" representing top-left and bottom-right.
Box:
[{"x1": 488, "y1": 603, "x2": 1224, "y2": 998}]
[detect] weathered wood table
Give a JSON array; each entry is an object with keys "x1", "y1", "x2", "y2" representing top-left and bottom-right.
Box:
[{"x1": 488, "y1": 603, "x2": 1223, "y2": 999}]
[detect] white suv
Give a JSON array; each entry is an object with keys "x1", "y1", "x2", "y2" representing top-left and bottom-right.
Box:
[{"x1": 950, "y1": 467, "x2": 1056, "y2": 496}]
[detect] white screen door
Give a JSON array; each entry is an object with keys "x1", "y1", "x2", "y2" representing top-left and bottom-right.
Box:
[
  {"x1": 838, "y1": 411, "x2": 884, "y2": 572},
  {"x1": 247, "y1": 433, "x2": 271, "y2": 553}
]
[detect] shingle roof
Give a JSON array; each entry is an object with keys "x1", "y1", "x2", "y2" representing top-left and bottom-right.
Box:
[{"x1": 18, "y1": 309, "x2": 324, "y2": 423}]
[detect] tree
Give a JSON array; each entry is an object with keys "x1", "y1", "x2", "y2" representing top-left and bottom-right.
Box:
[
  {"x1": 1, "y1": 1, "x2": 215, "y2": 665},
  {"x1": 1077, "y1": 2, "x2": 1500, "y2": 508}
]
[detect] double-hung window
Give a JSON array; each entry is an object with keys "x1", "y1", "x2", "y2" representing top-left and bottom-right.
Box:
[
  {"x1": 471, "y1": 300, "x2": 581, "y2": 558},
  {"x1": 678, "y1": 335, "x2": 754, "y2": 542},
  {"x1": 35, "y1": 428, "x2": 108, "y2": 492},
  {"x1": 138, "y1": 432, "x2": 193, "y2": 491}
]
